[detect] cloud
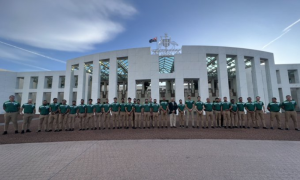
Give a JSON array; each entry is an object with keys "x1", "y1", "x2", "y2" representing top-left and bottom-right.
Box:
[
  {"x1": 0, "y1": 0, "x2": 137, "y2": 52},
  {"x1": 283, "y1": 18, "x2": 300, "y2": 32}
]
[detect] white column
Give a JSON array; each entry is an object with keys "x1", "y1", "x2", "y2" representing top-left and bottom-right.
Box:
[
  {"x1": 264, "y1": 57, "x2": 279, "y2": 101},
  {"x1": 235, "y1": 55, "x2": 248, "y2": 101},
  {"x1": 50, "y1": 74, "x2": 59, "y2": 101},
  {"x1": 84, "y1": 75, "x2": 90, "y2": 101},
  {"x1": 251, "y1": 56, "x2": 265, "y2": 101},
  {"x1": 21, "y1": 75, "x2": 30, "y2": 105},
  {"x1": 279, "y1": 69, "x2": 291, "y2": 99},
  {"x1": 76, "y1": 62, "x2": 86, "y2": 103},
  {"x1": 217, "y1": 54, "x2": 230, "y2": 99},
  {"x1": 109, "y1": 56, "x2": 117, "y2": 101},
  {"x1": 127, "y1": 79, "x2": 136, "y2": 100},
  {"x1": 199, "y1": 53, "x2": 209, "y2": 99},
  {"x1": 64, "y1": 64, "x2": 74, "y2": 103},
  {"x1": 91, "y1": 60, "x2": 101, "y2": 100},
  {"x1": 35, "y1": 75, "x2": 45, "y2": 113},
  {"x1": 151, "y1": 78, "x2": 159, "y2": 101},
  {"x1": 175, "y1": 78, "x2": 184, "y2": 102}
]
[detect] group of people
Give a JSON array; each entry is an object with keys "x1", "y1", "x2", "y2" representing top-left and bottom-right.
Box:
[{"x1": 2, "y1": 94, "x2": 299, "y2": 135}]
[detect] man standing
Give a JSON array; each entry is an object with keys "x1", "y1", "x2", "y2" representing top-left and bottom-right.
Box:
[
  {"x1": 49, "y1": 98, "x2": 59, "y2": 132},
  {"x1": 133, "y1": 98, "x2": 137, "y2": 126},
  {"x1": 237, "y1": 97, "x2": 246, "y2": 128},
  {"x1": 94, "y1": 98, "x2": 103, "y2": 130},
  {"x1": 58, "y1": 99, "x2": 70, "y2": 131},
  {"x1": 185, "y1": 95, "x2": 195, "y2": 128},
  {"x1": 68, "y1": 101, "x2": 78, "y2": 131},
  {"x1": 20, "y1": 99, "x2": 35, "y2": 134},
  {"x1": 142, "y1": 99, "x2": 151, "y2": 129},
  {"x1": 177, "y1": 99, "x2": 185, "y2": 128},
  {"x1": 119, "y1": 98, "x2": 127, "y2": 129},
  {"x1": 204, "y1": 98, "x2": 214, "y2": 128},
  {"x1": 221, "y1": 97, "x2": 231, "y2": 129},
  {"x1": 125, "y1": 97, "x2": 134, "y2": 129},
  {"x1": 244, "y1": 97, "x2": 257, "y2": 129},
  {"x1": 169, "y1": 98, "x2": 178, "y2": 128},
  {"x1": 134, "y1": 99, "x2": 142, "y2": 129},
  {"x1": 151, "y1": 99, "x2": 160, "y2": 128},
  {"x1": 267, "y1": 97, "x2": 282, "y2": 130},
  {"x1": 213, "y1": 98, "x2": 222, "y2": 128},
  {"x1": 103, "y1": 99, "x2": 111, "y2": 129},
  {"x1": 149, "y1": 97, "x2": 154, "y2": 127},
  {"x1": 111, "y1": 97, "x2": 120, "y2": 129},
  {"x1": 281, "y1": 95, "x2": 299, "y2": 131},
  {"x1": 77, "y1": 99, "x2": 86, "y2": 131},
  {"x1": 254, "y1": 96, "x2": 267, "y2": 129},
  {"x1": 3, "y1": 95, "x2": 20, "y2": 135},
  {"x1": 160, "y1": 97, "x2": 169, "y2": 128},
  {"x1": 37, "y1": 100, "x2": 50, "y2": 132},
  {"x1": 195, "y1": 96, "x2": 204, "y2": 129},
  {"x1": 230, "y1": 99, "x2": 238, "y2": 128},
  {"x1": 86, "y1": 99, "x2": 95, "y2": 130}
]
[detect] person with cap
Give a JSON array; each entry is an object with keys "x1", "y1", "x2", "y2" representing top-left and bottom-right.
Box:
[
  {"x1": 160, "y1": 97, "x2": 169, "y2": 128},
  {"x1": 77, "y1": 99, "x2": 87, "y2": 131},
  {"x1": 281, "y1": 95, "x2": 299, "y2": 131},
  {"x1": 110, "y1": 97, "x2": 120, "y2": 129},
  {"x1": 3, "y1": 95, "x2": 20, "y2": 135},
  {"x1": 125, "y1": 97, "x2": 134, "y2": 129},
  {"x1": 20, "y1": 99, "x2": 35, "y2": 134},
  {"x1": 204, "y1": 98, "x2": 214, "y2": 128},
  {"x1": 267, "y1": 97, "x2": 282, "y2": 130},
  {"x1": 185, "y1": 95, "x2": 195, "y2": 128},
  {"x1": 37, "y1": 100, "x2": 50, "y2": 132},
  {"x1": 102, "y1": 99, "x2": 111, "y2": 129}
]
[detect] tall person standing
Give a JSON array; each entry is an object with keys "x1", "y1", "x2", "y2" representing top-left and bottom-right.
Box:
[
  {"x1": 185, "y1": 95, "x2": 195, "y2": 128},
  {"x1": 169, "y1": 98, "x2": 178, "y2": 128},
  {"x1": 2, "y1": 95, "x2": 20, "y2": 135},
  {"x1": 160, "y1": 97, "x2": 169, "y2": 128},
  {"x1": 281, "y1": 95, "x2": 299, "y2": 131},
  {"x1": 20, "y1": 99, "x2": 35, "y2": 134}
]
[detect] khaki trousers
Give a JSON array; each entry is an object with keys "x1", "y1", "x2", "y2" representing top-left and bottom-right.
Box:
[
  {"x1": 284, "y1": 111, "x2": 298, "y2": 129},
  {"x1": 4, "y1": 112, "x2": 18, "y2": 131},
  {"x1": 78, "y1": 113, "x2": 86, "y2": 129},
  {"x1": 178, "y1": 112, "x2": 185, "y2": 126},
  {"x1": 49, "y1": 114, "x2": 59, "y2": 130},
  {"x1": 246, "y1": 112, "x2": 257, "y2": 127},
  {"x1": 205, "y1": 111, "x2": 214, "y2": 127},
  {"x1": 144, "y1": 112, "x2": 151, "y2": 127},
  {"x1": 85, "y1": 113, "x2": 94, "y2": 129},
  {"x1": 152, "y1": 112, "x2": 159, "y2": 127},
  {"x1": 230, "y1": 112, "x2": 238, "y2": 127},
  {"x1": 170, "y1": 113, "x2": 176, "y2": 127},
  {"x1": 38, "y1": 115, "x2": 49, "y2": 131},
  {"x1": 270, "y1": 112, "x2": 281, "y2": 128},
  {"x1": 103, "y1": 112, "x2": 111, "y2": 128},
  {"x1": 59, "y1": 114, "x2": 69, "y2": 130},
  {"x1": 215, "y1": 111, "x2": 221, "y2": 127},
  {"x1": 120, "y1": 112, "x2": 126, "y2": 127},
  {"x1": 111, "y1": 112, "x2": 119, "y2": 128},
  {"x1": 68, "y1": 114, "x2": 77, "y2": 129},
  {"x1": 161, "y1": 111, "x2": 168, "y2": 127},
  {"x1": 126, "y1": 112, "x2": 134, "y2": 127},
  {"x1": 95, "y1": 113, "x2": 102, "y2": 128},
  {"x1": 22, "y1": 113, "x2": 34, "y2": 130},
  {"x1": 238, "y1": 111, "x2": 246, "y2": 126},
  {"x1": 135, "y1": 113, "x2": 142, "y2": 127},
  {"x1": 255, "y1": 110, "x2": 266, "y2": 127},
  {"x1": 222, "y1": 111, "x2": 230, "y2": 127},
  {"x1": 196, "y1": 112, "x2": 204, "y2": 127},
  {"x1": 186, "y1": 110, "x2": 194, "y2": 126}
]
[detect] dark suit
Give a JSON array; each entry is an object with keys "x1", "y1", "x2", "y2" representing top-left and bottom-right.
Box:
[
  {"x1": 168, "y1": 101, "x2": 178, "y2": 114},
  {"x1": 168, "y1": 101, "x2": 178, "y2": 127}
]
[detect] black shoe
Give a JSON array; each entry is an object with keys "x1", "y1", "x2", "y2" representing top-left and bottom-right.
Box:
[
  {"x1": 192, "y1": 126, "x2": 195, "y2": 128},
  {"x1": 161, "y1": 126, "x2": 163, "y2": 128},
  {"x1": 224, "y1": 126, "x2": 227, "y2": 129},
  {"x1": 243, "y1": 126, "x2": 246, "y2": 128},
  {"x1": 166, "y1": 126, "x2": 168, "y2": 128},
  {"x1": 59, "y1": 129, "x2": 62, "y2": 131},
  {"x1": 270, "y1": 127, "x2": 274, "y2": 130},
  {"x1": 179, "y1": 125, "x2": 181, "y2": 128},
  {"x1": 2, "y1": 131, "x2": 7, "y2": 135},
  {"x1": 202, "y1": 127, "x2": 205, "y2": 129},
  {"x1": 86, "y1": 128, "x2": 89, "y2": 130},
  {"x1": 148, "y1": 127, "x2": 150, "y2": 129},
  {"x1": 158, "y1": 127, "x2": 160, "y2": 129},
  {"x1": 108, "y1": 128, "x2": 111, "y2": 129},
  {"x1": 186, "y1": 126, "x2": 188, "y2": 128},
  {"x1": 37, "y1": 130, "x2": 41, "y2": 132},
  {"x1": 139, "y1": 127, "x2": 142, "y2": 129},
  {"x1": 143, "y1": 127, "x2": 145, "y2": 129},
  {"x1": 45, "y1": 130, "x2": 49, "y2": 132},
  {"x1": 285, "y1": 128, "x2": 289, "y2": 130},
  {"x1": 65, "y1": 129, "x2": 69, "y2": 131},
  {"x1": 197, "y1": 126, "x2": 199, "y2": 129},
  {"x1": 21, "y1": 130, "x2": 25, "y2": 134},
  {"x1": 211, "y1": 126, "x2": 215, "y2": 129},
  {"x1": 26, "y1": 129, "x2": 31, "y2": 133},
  {"x1": 278, "y1": 128, "x2": 283, "y2": 130},
  {"x1": 247, "y1": 127, "x2": 250, "y2": 129},
  {"x1": 253, "y1": 127, "x2": 258, "y2": 129},
  {"x1": 263, "y1": 127, "x2": 268, "y2": 129},
  {"x1": 79, "y1": 129, "x2": 82, "y2": 131},
  {"x1": 174, "y1": 126, "x2": 177, "y2": 128},
  {"x1": 15, "y1": 130, "x2": 19, "y2": 134},
  {"x1": 69, "y1": 128, "x2": 72, "y2": 131},
  {"x1": 295, "y1": 128, "x2": 299, "y2": 131},
  {"x1": 113, "y1": 127, "x2": 115, "y2": 129},
  {"x1": 48, "y1": 130, "x2": 52, "y2": 132},
  {"x1": 54, "y1": 130, "x2": 58, "y2": 132}
]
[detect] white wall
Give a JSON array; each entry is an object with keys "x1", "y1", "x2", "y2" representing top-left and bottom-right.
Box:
[{"x1": 0, "y1": 71, "x2": 17, "y2": 114}]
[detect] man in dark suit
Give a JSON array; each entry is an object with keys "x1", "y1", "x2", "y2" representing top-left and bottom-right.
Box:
[{"x1": 169, "y1": 98, "x2": 178, "y2": 128}]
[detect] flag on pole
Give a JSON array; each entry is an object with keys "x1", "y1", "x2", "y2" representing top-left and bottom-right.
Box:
[{"x1": 149, "y1": 37, "x2": 157, "y2": 43}]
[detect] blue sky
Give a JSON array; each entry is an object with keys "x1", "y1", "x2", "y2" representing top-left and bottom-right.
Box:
[{"x1": 0, "y1": 0, "x2": 299, "y2": 72}]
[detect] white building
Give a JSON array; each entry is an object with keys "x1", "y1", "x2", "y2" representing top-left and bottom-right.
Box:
[{"x1": 1, "y1": 45, "x2": 300, "y2": 114}]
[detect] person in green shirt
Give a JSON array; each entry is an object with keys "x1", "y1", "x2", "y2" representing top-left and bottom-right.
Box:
[
  {"x1": 119, "y1": 98, "x2": 127, "y2": 129},
  {"x1": 194, "y1": 96, "x2": 204, "y2": 129},
  {"x1": 58, "y1": 99, "x2": 70, "y2": 131},
  {"x1": 125, "y1": 97, "x2": 134, "y2": 129},
  {"x1": 151, "y1": 99, "x2": 160, "y2": 128},
  {"x1": 185, "y1": 95, "x2": 195, "y2": 128},
  {"x1": 204, "y1": 98, "x2": 214, "y2": 128},
  {"x1": 110, "y1": 97, "x2": 120, "y2": 129},
  {"x1": 160, "y1": 97, "x2": 169, "y2": 128},
  {"x1": 244, "y1": 97, "x2": 257, "y2": 129},
  {"x1": 133, "y1": 98, "x2": 137, "y2": 126},
  {"x1": 142, "y1": 99, "x2": 152, "y2": 129},
  {"x1": 254, "y1": 96, "x2": 267, "y2": 129},
  {"x1": 221, "y1": 97, "x2": 232, "y2": 129},
  {"x1": 3, "y1": 95, "x2": 20, "y2": 135},
  {"x1": 237, "y1": 97, "x2": 246, "y2": 128},
  {"x1": 281, "y1": 95, "x2": 299, "y2": 131},
  {"x1": 38, "y1": 100, "x2": 50, "y2": 132},
  {"x1": 267, "y1": 97, "x2": 282, "y2": 130},
  {"x1": 77, "y1": 99, "x2": 87, "y2": 131},
  {"x1": 102, "y1": 99, "x2": 111, "y2": 129},
  {"x1": 230, "y1": 99, "x2": 238, "y2": 129},
  {"x1": 93, "y1": 98, "x2": 102, "y2": 130},
  {"x1": 68, "y1": 100, "x2": 78, "y2": 131},
  {"x1": 177, "y1": 99, "x2": 185, "y2": 128},
  {"x1": 213, "y1": 98, "x2": 222, "y2": 128},
  {"x1": 20, "y1": 99, "x2": 36, "y2": 134},
  {"x1": 134, "y1": 99, "x2": 142, "y2": 129},
  {"x1": 85, "y1": 99, "x2": 95, "y2": 130},
  {"x1": 49, "y1": 98, "x2": 59, "y2": 132}
]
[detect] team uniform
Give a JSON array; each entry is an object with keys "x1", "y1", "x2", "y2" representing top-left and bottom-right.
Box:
[
  {"x1": 221, "y1": 101, "x2": 231, "y2": 128},
  {"x1": 58, "y1": 104, "x2": 70, "y2": 130},
  {"x1": 143, "y1": 103, "x2": 152, "y2": 128},
  {"x1": 68, "y1": 105, "x2": 78, "y2": 130},
  {"x1": 268, "y1": 102, "x2": 282, "y2": 129},
  {"x1": 21, "y1": 103, "x2": 35, "y2": 132},
  {"x1": 195, "y1": 101, "x2": 204, "y2": 128},
  {"x1": 125, "y1": 103, "x2": 134, "y2": 128},
  {"x1": 254, "y1": 101, "x2": 266, "y2": 128},
  {"x1": 85, "y1": 104, "x2": 95, "y2": 129},
  {"x1": 204, "y1": 102, "x2": 214, "y2": 128},
  {"x1": 230, "y1": 103, "x2": 238, "y2": 128},
  {"x1": 213, "y1": 102, "x2": 222, "y2": 127},
  {"x1": 119, "y1": 103, "x2": 127, "y2": 128},
  {"x1": 244, "y1": 102, "x2": 257, "y2": 128},
  {"x1": 111, "y1": 102, "x2": 120, "y2": 129},
  {"x1": 281, "y1": 100, "x2": 298, "y2": 130},
  {"x1": 49, "y1": 102, "x2": 60, "y2": 131},
  {"x1": 185, "y1": 100, "x2": 195, "y2": 127},
  {"x1": 160, "y1": 101, "x2": 169, "y2": 127},
  {"x1": 177, "y1": 103, "x2": 185, "y2": 127},
  {"x1": 77, "y1": 104, "x2": 86, "y2": 130},
  {"x1": 134, "y1": 104, "x2": 142, "y2": 128},
  {"x1": 151, "y1": 103, "x2": 160, "y2": 128},
  {"x1": 3, "y1": 101, "x2": 20, "y2": 132},
  {"x1": 103, "y1": 103, "x2": 111, "y2": 129},
  {"x1": 38, "y1": 105, "x2": 50, "y2": 131},
  {"x1": 236, "y1": 102, "x2": 246, "y2": 128},
  {"x1": 94, "y1": 103, "x2": 103, "y2": 129}
]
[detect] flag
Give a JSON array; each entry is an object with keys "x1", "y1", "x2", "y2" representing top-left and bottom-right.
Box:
[{"x1": 149, "y1": 37, "x2": 157, "y2": 43}]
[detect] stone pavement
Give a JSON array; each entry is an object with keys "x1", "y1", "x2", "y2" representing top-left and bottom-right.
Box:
[{"x1": 0, "y1": 139, "x2": 300, "y2": 180}]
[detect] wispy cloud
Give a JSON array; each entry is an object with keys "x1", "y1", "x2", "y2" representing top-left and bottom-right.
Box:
[
  {"x1": 0, "y1": 0, "x2": 137, "y2": 52},
  {"x1": 283, "y1": 18, "x2": 300, "y2": 32}
]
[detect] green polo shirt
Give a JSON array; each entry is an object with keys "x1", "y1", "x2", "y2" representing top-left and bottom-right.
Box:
[
  {"x1": 110, "y1": 102, "x2": 120, "y2": 112},
  {"x1": 195, "y1": 101, "x2": 204, "y2": 111},
  {"x1": 160, "y1": 101, "x2": 168, "y2": 110},
  {"x1": 50, "y1": 103, "x2": 59, "y2": 113},
  {"x1": 59, "y1": 104, "x2": 69, "y2": 114},
  {"x1": 213, "y1": 102, "x2": 222, "y2": 111},
  {"x1": 125, "y1": 103, "x2": 133, "y2": 112},
  {"x1": 231, "y1": 104, "x2": 237, "y2": 112},
  {"x1": 236, "y1": 102, "x2": 245, "y2": 111},
  {"x1": 268, "y1": 102, "x2": 281, "y2": 112},
  {"x1": 143, "y1": 103, "x2": 151, "y2": 112},
  {"x1": 120, "y1": 103, "x2": 126, "y2": 112},
  {"x1": 134, "y1": 104, "x2": 142, "y2": 113},
  {"x1": 3, "y1": 101, "x2": 20, "y2": 112},
  {"x1": 254, "y1": 101, "x2": 264, "y2": 110},
  {"x1": 178, "y1": 103, "x2": 185, "y2": 111},
  {"x1": 204, "y1": 102, "x2": 213, "y2": 111},
  {"x1": 151, "y1": 103, "x2": 160, "y2": 112},
  {"x1": 22, "y1": 103, "x2": 35, "y2": 113},
  {"x1": 77, "y1": 104, "x2": 86, "y2": 113},
  {"x1": 244, "y1": 102, "x2": 255, "y2": 111},
  {"x1": 103, "y1": 104, "x2": 111, "y2": 112},
  {"x1": 281, "y1": 100, "x2": 297, "y2": 111},
  {"x1": 86, "y1": 104, "x2": 94, "y2": 113},
  {"x1": 39, "y1": 105, "x2": 50, "y2": 115},
  {"x1": 221, "y1": 101, "x2": 231, "y2": 110},
  {"x1": 69, "y1": 105, "x2": 78, "y2": 114},
  {"x1": 185, "y1": 100, "x2": 194, "y2": 109},
  {"x1": 94, "y1": 103, "x2": 103, "y2": 113}
]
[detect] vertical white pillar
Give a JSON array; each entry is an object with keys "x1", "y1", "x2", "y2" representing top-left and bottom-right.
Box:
[
  {"x1": 199, "y1": 53, "x2": 209, "y2": 99},
  {"x1": 84, "y1": 75, "x2": 90, "y2": 101},
  {"x1": 76, "y1": 61, "x2": 86, "y2": 103},
  {"x1": 36, "y1": 75, "x2": 45, "y2": 113},
  {"x1": 151, "y1": 78, "x2": 159, "y2": 101},
  {"x1": 64, "y1": 63, "x2": 74, "y2": 104},
  {"x1": 279, "y1": 69, "x2": 290, "y2": 99},
  {"x1": 91, "y1": 60, "x2": 101, "y2": 101},
  {"x1": 175, "y1": 78, "x2": 184, "y2": 102},
  {"x1": 217, "y1": 54, "x2": 230, "y2": 99},
  {"x1": 235, "y1": 55, "x2": 248, "y2": 101},
  {"x1": 50, "y1": 74, "x2": 59, "y2": 102},
  {"x1": 264, "y1": 57, "x2": 279, "y2": 101},
  {"x1": 251, "y1": 56, "x2": 265, "y2": 101},
  {"x1": 21, "y1": 75, "x2": 30, "y2": 105},
  {"x1": 109, "y1": 56, "x2": 117, "y2": 101}
]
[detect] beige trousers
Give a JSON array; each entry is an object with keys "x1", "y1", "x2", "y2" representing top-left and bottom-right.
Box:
[
  {"x1": 270, "y1": 112, "x2": 281, "y2": 128},
  {"x1": 4, "y1": 112, "x2": 18, "y2": 131},
  {"x1": 230, "y1": 112, "x2": 238, "y2": 127},
  {"x1": 103, "y1": 112, "x2": 111, "y2": 128},
  {"x1": 238, "y1": 111, "x2": 246, "y2": 126},
  {"x1": 170, "y1": 113, "x2": 176, "y2": 127},
  {"x1": 215, "y1": 111, "x2": 221, "y2": 127},
  {"x1": 152, "y1": 112, "x2": 159, "y2": 127},
  {"x1": 48, "y1": 114, "x2": 59, "y2": 130},
  {"x1": 161, "y1": 111, "x2": 168, "y2": 127},
  {"x1": 111, "y1": 112, "x2": 119, "y2": 128},
  {"x1": 186, "y1": 110, "x2": 194, "y2": 126},
  {"x1": 205, "y1": 111, "x2": 214, "y2": 127},
  {"x1": 222, "y1": 111, "x2": 230, "y2": 127},
  {"x1": 85, "y1": 113, "x2": 94, "y2": 129},
  {"x1": 255, "y1": 110, "x2": 266, "y2": 127},
  {"x1": 95, "y1": 113, "x2": 102, "y2": 128},
  {"x1": 22, "y1": 113, "x2": 34, "y2": 130},
  {"x1": 120, "y1": 112, "x2": 126, "y2": 127},
  {"x1": 178, "y1": 112, "x2": 185, "y2": 126},
  {"x1": 38, "y1": 115, "x2": 49, "y2": 131},
  {"x1": 246, "y1": 112, "x2": 257, "y2": 127},
  {"x1": 59, "y1": 114, "x2": 69, "y2": 130},
  {"x1": 284, "y1": 111, "x2": 298, "y2": 129},
  {"x1": 196, "y1": 112, "x2": 204, "y2": 127},
  {"x1": 68, "y1": 114, "x2": 77, "y2": 129},
  {"x1": 135, "y1": 113, "x2": 142, "y2": 127},
  {"x1": 78, "y1": 113, "x2": 86, "y2": 129},
  {"x1": 143, "y1": 112, "x2": 151, "y2": 127}
]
